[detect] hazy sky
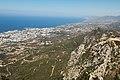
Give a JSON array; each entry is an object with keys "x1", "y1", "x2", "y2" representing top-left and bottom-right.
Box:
[{"x1": 0, "y1": 0, "x2": 120, "y2": 17}]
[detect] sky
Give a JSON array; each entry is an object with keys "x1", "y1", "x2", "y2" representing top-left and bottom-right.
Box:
[{"x1": 0, "y1": 0, "x2": 120, "y2": 17}]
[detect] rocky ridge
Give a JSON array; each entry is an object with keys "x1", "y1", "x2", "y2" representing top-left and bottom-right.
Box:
[{"x1": 63, "y1": 29, "x2": 120, "y2": 80}]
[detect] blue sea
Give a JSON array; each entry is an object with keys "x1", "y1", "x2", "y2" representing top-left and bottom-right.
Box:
[{"x1": 0, "y1": 16, "x2": 85, "y2": 32}]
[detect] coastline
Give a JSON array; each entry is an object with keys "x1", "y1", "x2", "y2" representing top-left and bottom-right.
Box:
[{"x1": 0, "y1": 16, "x2": 85, "y2": 33}]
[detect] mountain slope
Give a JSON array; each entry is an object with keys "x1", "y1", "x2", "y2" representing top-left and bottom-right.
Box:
[
  {"x1": 63, "y1": 28, "x2": 120, "y2": 80},
  {"x1": 1, "y1": 32, "x2": 85, "y2": 80}
]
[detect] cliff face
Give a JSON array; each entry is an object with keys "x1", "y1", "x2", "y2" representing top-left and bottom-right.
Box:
[{"x1": 63, "y1": 29, "x2": 120, "y2": 80}]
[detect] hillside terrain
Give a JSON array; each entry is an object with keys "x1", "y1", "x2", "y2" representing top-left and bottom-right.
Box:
[{"x1": 63, "y1": 28, "x2": 120, "y2": 80}]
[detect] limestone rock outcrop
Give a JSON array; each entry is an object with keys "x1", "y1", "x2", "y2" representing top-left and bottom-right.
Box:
[{"x1": 63, "y1": 29, "x2": 120, "y2": 80}]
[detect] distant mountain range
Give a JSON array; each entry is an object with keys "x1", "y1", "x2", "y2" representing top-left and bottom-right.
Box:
[{"x1": 99, "y1": 16, "x2": 120, "y2": 21}]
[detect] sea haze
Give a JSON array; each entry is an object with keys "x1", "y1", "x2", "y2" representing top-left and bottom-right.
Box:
[{"x1": 0, "y1": 16, "x2": 85, "y2": 32}]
